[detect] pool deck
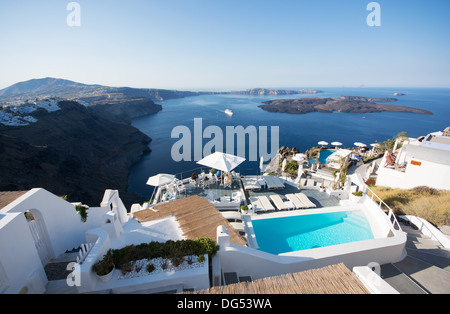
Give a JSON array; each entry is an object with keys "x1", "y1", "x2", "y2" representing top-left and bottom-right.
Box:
[{"x1": 247, "y1": 182, "x2": 340, "y2": 209}]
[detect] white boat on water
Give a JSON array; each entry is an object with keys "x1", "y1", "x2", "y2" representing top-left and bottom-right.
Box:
[{"x1": 225, "y1": 109, "x2": 233, "y2": 116}]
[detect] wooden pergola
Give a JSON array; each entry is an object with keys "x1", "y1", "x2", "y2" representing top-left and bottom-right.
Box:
[{"x1": 133, "y1": 195, "x2": 247, "y2": 246}]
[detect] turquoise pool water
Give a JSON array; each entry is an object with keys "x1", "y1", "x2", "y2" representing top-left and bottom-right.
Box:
[
  {"x1": 308, "y1": 149, "x2": 336, "y2": 165},
  {"x1": 252, "y1": 211, "x2": 374, "y2": 255}
]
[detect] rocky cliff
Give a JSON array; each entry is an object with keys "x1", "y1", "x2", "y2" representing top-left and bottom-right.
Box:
[{"x1": 0, "y1": 100, "x2": 160, "y2": 207}]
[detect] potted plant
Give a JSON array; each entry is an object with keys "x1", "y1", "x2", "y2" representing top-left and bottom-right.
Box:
[
  {"x1": 92, "y1": 251, "x2": 115, "y2": 282},
  {"x1": 319, "y1": 185, "x2": 326, "y2": 192},
  {"x1": 350, "y1": 191, "x2": 364, "y2": 203},
  {"x1": 240, "y1": 205, "x2": 248, "y2": 214}
]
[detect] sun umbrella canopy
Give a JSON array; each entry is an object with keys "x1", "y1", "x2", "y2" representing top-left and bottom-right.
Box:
[
  {"x1": 197, "y1": 152, "x2": 246, "y2": 173},
  {"x1": 146, "y1": 173, "x2": 175, "y2": 186},
  {"x1": 293, "y1": 153, "x2": 306, "y2": 162},
  {"x1": 318, "y1": 141, "x2": 329, "y2": 146},
  {"x1": 354, "y1": 142, "x2": 367, "y2": 148},
  {"x1": 331, "y1": 141, "x2": 343, "y2": 146}
]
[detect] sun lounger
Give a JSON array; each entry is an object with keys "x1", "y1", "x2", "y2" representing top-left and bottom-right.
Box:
[
  {"x1": 285, "y1": 194, "x2": 307, "y2": 209},
  {"x1": 249, "y1": 196, "x2": 265, "y2": 212},
  {"x1": 263, "y1": 176, "x2": 285, "y2": 190},
  {"x1": 306, "y1": 179, "x2": 316, "y2": 187},
  {"x1": 230, "y1": 222, "x2": 245, "y2": 234},
  {"x1": 269, "y1": 194, "x2": 290, "y2": 211},
  {"x1": 257, "y1": 195, "x2": 275, "y2": 211},
  {"x1": 242, "y1": 176, "x2": 261, "y2": 191},
  {"x1": 295, "y1": 193, "x2": 317, "y2": 208},
  {"x1": 250, "y1": 196, "x2": 275, "y2": 213},
  {"x1": 221, "y1": 211, "x2": 243, "y2": 221}
]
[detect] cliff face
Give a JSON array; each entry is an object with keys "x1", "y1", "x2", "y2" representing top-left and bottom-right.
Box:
[{"x1": 0, "y1": 100, "x2": 160, "y2": 207}]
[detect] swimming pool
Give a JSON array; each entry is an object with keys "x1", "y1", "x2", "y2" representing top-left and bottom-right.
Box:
[
  {"x1": 308, "y1": 149, "x2": 336, "y2": 165},
  {"x1": 251, "y1": 210, "x2": 374, "y2": 255}
]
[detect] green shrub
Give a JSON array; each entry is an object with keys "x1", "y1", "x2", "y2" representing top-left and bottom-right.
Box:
[
  {"x1": 100, "y1": 237, "x2": 219, "y2": 274},
  {"x1": 352, "y1": 191, "x2": 363, "y2": 197},
  {"x1": 75, "y1": 204, "x2": 88, "y2": 222},
  {"x1": 194, "y1": 237, "x2": 220, "y2": 257},
  {"x1": 146, "y1": 263, "x2": 155, "y2": 273},
  {"x1": 92, "y1": 250, "x2": 114, "y2": 276}
]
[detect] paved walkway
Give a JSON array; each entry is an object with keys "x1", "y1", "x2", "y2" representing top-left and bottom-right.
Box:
[{"x1": 381, "y1": 222, "x2": 450, "y2": 294}]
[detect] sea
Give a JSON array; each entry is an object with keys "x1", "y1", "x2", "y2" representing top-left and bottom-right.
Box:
[{"x1": 127, "y1": 87, "x2": 450, "y2": 198}]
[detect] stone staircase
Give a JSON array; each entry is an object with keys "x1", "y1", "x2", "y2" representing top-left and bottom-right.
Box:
[
  {"x1": 381, "y1": 223, "x2": 450, "y2": 294},
  {"x1": 223, "y1": 272, "x2": 252, "y2": 285}
]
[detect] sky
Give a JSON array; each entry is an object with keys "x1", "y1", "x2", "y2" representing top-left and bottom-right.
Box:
[{"x1": 0, "y1": 0, "x2": 449, "y2": 90}]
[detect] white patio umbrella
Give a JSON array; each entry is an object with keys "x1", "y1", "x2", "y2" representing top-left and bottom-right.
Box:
[
  {"x1": 354, "y1": 142, "x2": 367, "y2": 148},
  {"x1": 292, "y1": 153, "x2": 306, "y2": 162},
  {"x1": 318, "y1": 141, "x2": 329, "y2": 146},
  {"x1": 197, "y1": 152, "x2": 246, "y2": 173},
  {"x1": 146, "y1": 173, "x2": 175, "y2": 203},
  {"x1": 331, "y1": 141, "x2": 343, "y2": 147},
  {"x1": 146, "y1": 173, "x2": 175, "y2": 186}
]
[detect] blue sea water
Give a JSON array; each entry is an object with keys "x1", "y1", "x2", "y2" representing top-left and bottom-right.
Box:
[{"x1": 128, "y1": 87, "x2": 450, "y2": 198}]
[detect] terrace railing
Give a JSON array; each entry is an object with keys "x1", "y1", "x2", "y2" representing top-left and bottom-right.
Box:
[
  {"x1": 366, "y1": 187, "x2": 402, "y2": 231},
  {"x1": 76, "y1": 242, "x2": 95, "y2": 265}
]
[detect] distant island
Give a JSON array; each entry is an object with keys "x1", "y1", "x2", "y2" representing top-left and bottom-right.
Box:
[
  {"x1": 219, "y1": 88, "x2": 323, "y2": 96},
  {"x1": 258, "y1": 96, "x2": 433, "y2": 115}
]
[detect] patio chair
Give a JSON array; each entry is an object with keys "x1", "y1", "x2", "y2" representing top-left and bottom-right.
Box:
[
  {"x1": 231, "y1": 192, "x2": 242, "y2": 204},
  {"x1": 295, "y1": 193, "x2": 317, "y2": 208},
  {"x1": 206, "y1": 191, "x2": 219, "y2": 203},
  {"x1": 224, "y1": 175, "x2": 232, "y2": 188},
  {"x1": 269, "y1": 194, "x2": 289, "y2": 211},
  {"x1": 173, "y1": 179, "x2": 186, "y2": 194}
]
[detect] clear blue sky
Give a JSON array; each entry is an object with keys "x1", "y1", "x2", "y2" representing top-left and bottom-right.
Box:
[{"x1": 0, "y1": 0, "x2": 449, "y2": 89}]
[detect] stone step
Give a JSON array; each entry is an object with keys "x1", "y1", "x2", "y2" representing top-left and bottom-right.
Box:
[
  {"x1": 380, "y1": 263, "x2": 427, "y2": 294},
  {"x1": 393, "y1": 256, "x2": 450, "y2": 294},
  {"x1": 239, "y1": 276, "x2": 252, "y2": 283},
  {"x1": 223, "y1": 272, "x2": 239, "y2": 285},
  {"x1": 406, "y1": 248, "x2": 450, "y2": 272},
  {"x1": 45, "y1": 279, "x2": 79, "y2": 294}
]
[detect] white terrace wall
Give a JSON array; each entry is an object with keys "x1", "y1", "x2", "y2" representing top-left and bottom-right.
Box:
[
  {"x1": 0, "y1": 188, "x2": 127, "y2": 294},
  {"x1": 0, "y1": 212, "x2": 47, "y2": 294},
  {"x1": 1, "y1": 188, "x2": 109, "y2": 257},
  {"x1": 377, "y1": 155, "x2": 450, "y2": 190}
]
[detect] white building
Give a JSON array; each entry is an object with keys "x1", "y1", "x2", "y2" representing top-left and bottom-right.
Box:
[
  {"x1": 0, "y1": 188, "x2": 130, "y2": 294},
  {"x1": 376, "y1": 128, "x2": 450, "y2": 190}
]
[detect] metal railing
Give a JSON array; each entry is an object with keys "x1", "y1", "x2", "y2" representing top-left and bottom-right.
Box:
[{"x1": 366, "y1": 187, "x2": 402, "y2": 231}]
